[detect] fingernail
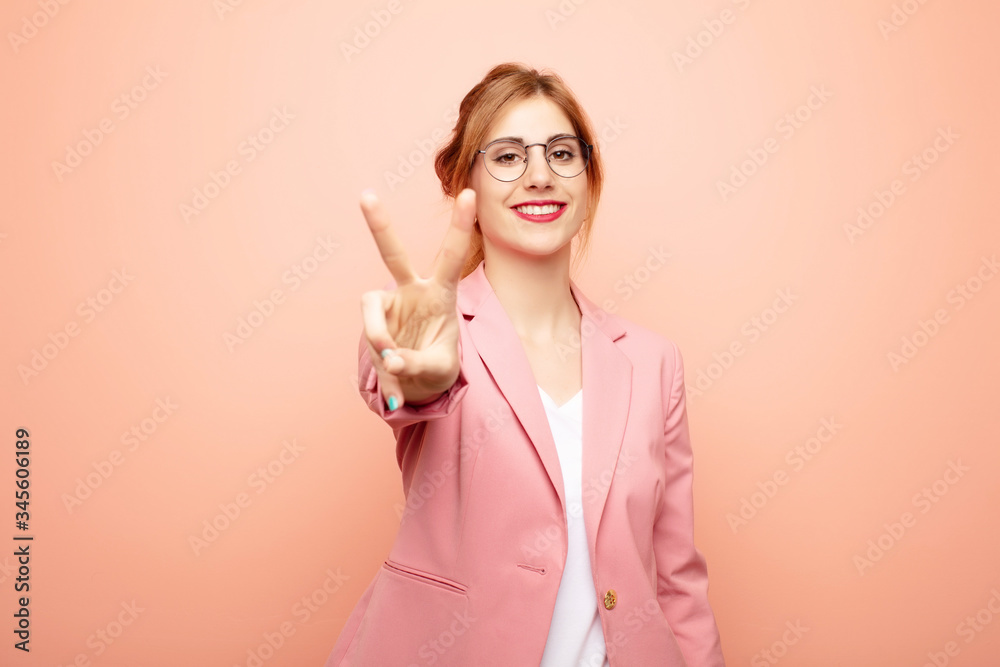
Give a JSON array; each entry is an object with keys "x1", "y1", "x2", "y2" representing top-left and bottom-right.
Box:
[
  {"x1": 381, "y1": 348, "x2": 394, "y2": 359},
  {"x1": 387, "y1": 395, "x2": 399, "y2": 411}
]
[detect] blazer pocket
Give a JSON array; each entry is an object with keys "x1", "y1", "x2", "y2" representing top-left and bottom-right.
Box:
[{"x1": 382, "y1": 559, "x2": 468, "y2": 596}]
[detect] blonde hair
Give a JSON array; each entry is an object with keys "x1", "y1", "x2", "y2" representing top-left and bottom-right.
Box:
[{"x1": 433, "y1": 62, "x2": 605, "y2": 279}]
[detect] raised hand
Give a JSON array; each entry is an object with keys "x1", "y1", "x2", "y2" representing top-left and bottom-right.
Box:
[{"x1": 359, "y1": 188, "x2": 477, "y2": 411}]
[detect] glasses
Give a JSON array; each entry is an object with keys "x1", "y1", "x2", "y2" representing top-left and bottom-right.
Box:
[{"x1": 474, "y1": 135, "x2": 593, "y2": 182}]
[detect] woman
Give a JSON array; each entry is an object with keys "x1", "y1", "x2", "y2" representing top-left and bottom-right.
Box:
[{"x1": 325, "y1": 63, "x2": 725, "y2": 666}]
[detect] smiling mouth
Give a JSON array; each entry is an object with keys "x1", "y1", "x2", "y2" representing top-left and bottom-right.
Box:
[{"x1": 510, "y1": 203, "x2": 567, "y2": 223}]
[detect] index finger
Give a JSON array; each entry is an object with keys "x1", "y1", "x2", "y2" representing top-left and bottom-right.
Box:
[
  {"x1": 360, "y1": 190, "x2": 419, "y2": 286},
  {"x1": 431, "y1": 188, "x2": 477, "y2": 288}
]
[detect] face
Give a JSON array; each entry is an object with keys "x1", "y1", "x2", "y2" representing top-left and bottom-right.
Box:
[{"x1": 469, "y1": 95, "x2": 589, "y2": 261}]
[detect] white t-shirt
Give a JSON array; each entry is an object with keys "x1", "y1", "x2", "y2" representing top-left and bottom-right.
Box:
[{"x1": 537, "y1": 385, "x2": 610, "y2": 667}]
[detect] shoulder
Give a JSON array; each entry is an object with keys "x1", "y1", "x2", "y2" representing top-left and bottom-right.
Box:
[
  {"x1": 600, "y1": 312, "x2": 699, "y2": 437},
  {"x1": 572, "y1": 278, "x2": 681, "y2": 366},
  {"x1": 596, "y1": 309, "x2": 688, "y2": 418},
  {"x1": 583, "y1": 305, "x2": 685, "y2": 400},
  {"x1": 596, "y1": 307, "x2": 681, "y2": 364}
]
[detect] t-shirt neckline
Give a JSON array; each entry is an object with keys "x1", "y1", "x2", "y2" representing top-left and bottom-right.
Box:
[{"x1": 537, "y1": 384, "x2": 583, "y2": 410}]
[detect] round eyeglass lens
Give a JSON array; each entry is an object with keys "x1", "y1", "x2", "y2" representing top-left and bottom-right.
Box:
[{"x1": 482, "y1": 137, "x2": 589, "y2": 181}]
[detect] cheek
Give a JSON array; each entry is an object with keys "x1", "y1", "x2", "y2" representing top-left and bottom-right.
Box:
[{"x1": 480, "y1": 184, "x2": 512, "y2": 212}]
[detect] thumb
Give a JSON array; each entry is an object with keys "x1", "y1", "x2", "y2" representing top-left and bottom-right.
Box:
[{"x1": 382, "y1": 347, "x2": 418, "y2": 377}]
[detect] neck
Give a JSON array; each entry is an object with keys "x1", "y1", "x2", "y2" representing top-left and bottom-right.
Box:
[{"x1": 482, "y1": 245, "x2": 581, "y2": 346}]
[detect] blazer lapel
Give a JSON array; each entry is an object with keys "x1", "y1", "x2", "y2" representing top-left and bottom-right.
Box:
[
  {"x1": 458, "y1": 260, "x2": 632, "y2": 553},
  {"x1": 573, "y1": 283, "x2": 632, "y2": 553}
]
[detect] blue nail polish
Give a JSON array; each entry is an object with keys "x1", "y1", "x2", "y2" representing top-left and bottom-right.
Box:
[{"x1": 388, "y1": 395, "x2": 399, "y2": 411}]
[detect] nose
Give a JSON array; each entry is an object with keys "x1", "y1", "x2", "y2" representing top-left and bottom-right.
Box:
[{"x1": 522, "y1": 145, "x2": 554, "y2": 188}]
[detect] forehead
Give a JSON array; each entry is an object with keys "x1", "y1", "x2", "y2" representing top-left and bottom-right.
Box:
[{"x1": 485, "y1": 96, "x2": 575, "y2": 142}]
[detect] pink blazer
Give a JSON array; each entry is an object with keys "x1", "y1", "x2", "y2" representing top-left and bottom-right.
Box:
[{"x1": 325, "y1": 260, "x2": 725, "y2": 666}]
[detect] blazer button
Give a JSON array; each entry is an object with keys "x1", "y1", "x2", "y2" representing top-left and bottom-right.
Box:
[{"x1": 603, "y1": 589, "x2": 617, "y2": 610}]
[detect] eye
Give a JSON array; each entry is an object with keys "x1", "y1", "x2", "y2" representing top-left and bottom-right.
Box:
[{"x1": 547, "y1": 137, "x2": 581, "y2": 162}]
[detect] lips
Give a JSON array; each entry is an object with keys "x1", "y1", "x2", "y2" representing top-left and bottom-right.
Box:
[{"x1": 510, "y1": 200, "x2": 566, "y2": 223}]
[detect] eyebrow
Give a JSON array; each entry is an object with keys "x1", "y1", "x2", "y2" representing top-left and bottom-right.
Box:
[{"x1": 490, "y1": 133, "x2": 575, "y2": 144}]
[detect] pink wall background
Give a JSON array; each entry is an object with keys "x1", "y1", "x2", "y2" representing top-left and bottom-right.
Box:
[{"x1": 2, "y1": 0, "x2": 999, "y2": 665}]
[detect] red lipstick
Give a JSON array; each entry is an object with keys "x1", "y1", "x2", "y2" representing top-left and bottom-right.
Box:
[{"x1": 510, "y1": 200, "x2": 567, "y2": 223}]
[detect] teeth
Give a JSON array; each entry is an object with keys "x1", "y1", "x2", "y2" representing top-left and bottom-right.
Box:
[{"x1": 514, "y1": 204, "x2": 561, "y2": 215}]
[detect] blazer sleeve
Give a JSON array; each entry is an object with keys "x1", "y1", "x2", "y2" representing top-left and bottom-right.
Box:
[
  {"x1": 652, "y1": 341, "x2": 726, "y2": 666},
  {"x1": 356, "y1": 321, "x2": 469, "y2": 432}
]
